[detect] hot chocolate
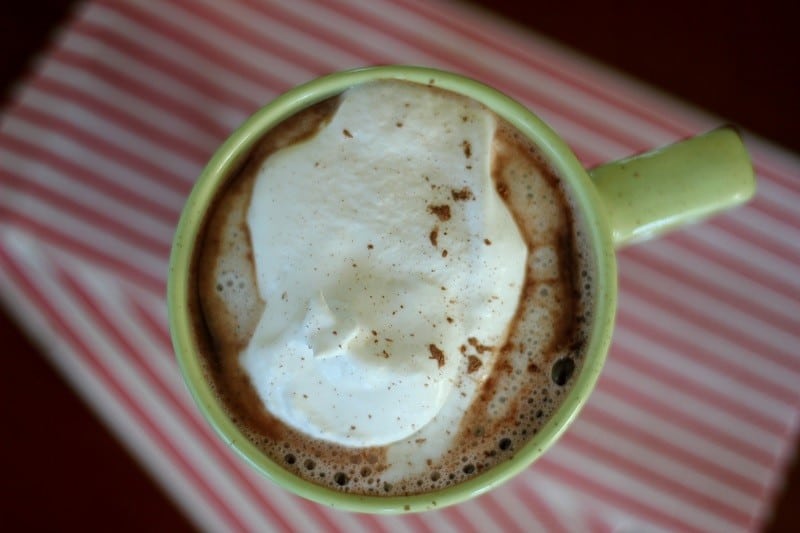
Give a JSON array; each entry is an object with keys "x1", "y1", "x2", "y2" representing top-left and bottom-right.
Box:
[{"x1": 191, "y1": 80, "x2": 594, "y2": 496}]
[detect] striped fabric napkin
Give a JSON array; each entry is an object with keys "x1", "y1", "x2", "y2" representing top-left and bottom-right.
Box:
[{"x1": 2, "y1": 1, "x2": 799, "y2": 531}]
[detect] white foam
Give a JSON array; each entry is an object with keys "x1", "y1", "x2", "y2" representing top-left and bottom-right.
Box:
[{"x1": 240, "y1": 81, "x2": 527, "y2": 449}]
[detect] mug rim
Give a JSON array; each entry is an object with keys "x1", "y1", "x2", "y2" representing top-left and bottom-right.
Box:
[{"x1": 167, "y1": 65, "x2": 617, "y2": 513}]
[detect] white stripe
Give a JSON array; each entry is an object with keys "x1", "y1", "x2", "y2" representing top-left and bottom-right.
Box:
[
  {"x1": 589, "y1": 389, "x2": 770, "y2": 482},
  {"x1": 196, "y1": 0, "x2": 365, "y2": 69},
  {"x1": 2, "y1": 116, "x2": 185, "y2": 212},
  {"x1": 0, "y1": 191, "x2": 166, "y2": 282},
  {"x1": 731, "y1": 207, "x2": 800, "y2": 255},
  {"x1": 619, "y1": 289, "x2": 800, "y2": 394},
  {"x1": 545, "y1": 445, "x2": 742, "y2": 533},
  {"x1": 367, "y1": 514, "x2": 428, "y2": 533},
  {"x1": 515, "y1": 474, "x2": 592, "y2": 532},
  {"x1": 20, "y1": 87, "x2": 203, "y2": 181},
  {"x1": 639, "y1": 240, "x2": 800, "y2": 325},
  {"x1": 441, "y1": 496, "x2": 499, "y2": 532},
  {"x1": 85, "y1": 3, "x2": 268, "y2": 106},
  {"x1": 294, "y1": 507, "x2": 374, "y2": 533},
  {"x1": 756, "y1": 180, "x2": 800, "y2": 217},
  {"x1": 604, "y1": 357, "x2": 782, "y2": 455},
  {"x1": 59, "y1": 32, "x2": 245, "y2": 132},
  {"x1": 570, "y1": 417, "x2": 760, "y2": 512},
  {"x1": 495, "y1": 484, "x2": 551, "y2": 532},
  {"x1": 0, "y1": 149, "x2": 174, "y2": 248},
  {"x1": 750, "y1": 142, "x2": 800, "y2": 180},
  {"x1": 39, "y1": 61, "x2": 220, "y2": 153},
  {"x1": 482, "y1": 488, "x2": 539, "y2": 532},
  {"x1": 619, "y1": 255, "x2": 800, "y2": 371},
  {"x1": 615, "y1": 326, "x2": 793, "y2": 423},
  {"x1": 278, "y1": 0, "x2": 441, "y2": 65},
  {"x1": 0, "y1": 234, "x2": 231, "y2": 532},
  {"x1": 689, "y1": 224, "x2": 800, "y2": 291},
  {"x1": 132, "y1": 0, "x2": 315, "y2": 87}
]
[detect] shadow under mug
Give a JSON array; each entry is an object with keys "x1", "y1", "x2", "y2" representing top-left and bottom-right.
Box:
[{"x1": 168, "y1": 65, "x2": 755, "y2": 513}]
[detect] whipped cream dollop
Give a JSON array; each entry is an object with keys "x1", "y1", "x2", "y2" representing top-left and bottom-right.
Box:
[{"x1": 241, "y1": 81, "x2": 527, "y2": 447}]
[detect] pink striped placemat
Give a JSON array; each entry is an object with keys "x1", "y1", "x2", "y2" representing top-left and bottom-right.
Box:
[{"x1": 2, "y1": 1, "x2": 799, "y2": 531}]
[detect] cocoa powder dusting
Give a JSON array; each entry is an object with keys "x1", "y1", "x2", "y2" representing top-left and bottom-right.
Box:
[
  {"x1": 429, "y1": 228, "x2": 439, "y2": 247},
  {"x1": 427, "y1": 204, "x2": 451, "y2": 221},
  {"x1": 467, "y1": 337, "x2": 492, "y2": 354},
  {"x1": 461, "y1": 140, "x2": 472, "y2": 158},
  {"x1": 428, "y1": 344, "x2": 445, "y2": 368},
  {"x1": 451, "y1": 187, "x2": 475, "y2": 201},
  {"x1": 467, "y1": 355, "x2": 482, "y2": 373}
]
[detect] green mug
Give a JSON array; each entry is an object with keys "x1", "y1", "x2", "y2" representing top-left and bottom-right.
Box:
[{"x1": 168, "y1": 66, "x2": 755, "y2": 513}]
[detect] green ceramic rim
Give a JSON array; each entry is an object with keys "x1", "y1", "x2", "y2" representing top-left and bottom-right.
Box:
[{"x1": 167, "y1": 65, "x2": 617, "y2": 513}]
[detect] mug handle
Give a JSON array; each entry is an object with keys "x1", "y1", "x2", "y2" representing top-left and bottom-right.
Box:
[{"x1": 588, "y1": 127, "x2": 756, "y2": 248}]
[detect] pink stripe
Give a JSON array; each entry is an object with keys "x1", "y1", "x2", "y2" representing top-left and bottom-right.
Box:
[
  {"x1": 0, "y1": 248, "x2": 246, "y2": 532},
  {"x1": 13, "y1": 104, "x2": 194, "y2": 196},
  {"x1": 100, "y1": 1, "x2": 291, "y2": 99},
  {"x1": 535, "y1": 457, "x2": 719, "y2": 533},
  {"x1": 475, "y1": 493, "x2": 525, "y2": 533},
  {"x1": 121, "y1": 289, "x2": 354, "y2": 533},
  {"x1": 616, "y1": 306, "x2": 799, "y2": 406},
  {"x1": 242, "y1": 0, "x2": 386, "y2": 65},
  {"x1": 673, "y1": 232, "x2": 800, "y2": 301},
  {"x1": 49, "y1": 48, "x2": 230, "y2": 139},
  {"x1": 584, "y1": 509, "x2": 614, "y2": 533},
  {"x1": 172, "y1": 0, "x2": 332, "y2": 75},
  {"x1": 749, "y1": 196, "x2": 800, "y2": 231},
  {"x1": 598, "y1": 371, "x2": 776, "y2": 468},
  {"x1": 622, "y1": 246, "x2": 800, "y2": 335},
  {"x1": 438, "y1": 506, "x2": 480, "y2": 533},
  {"x1": 513, "y1": 479, "x2": 569, "y2": 532},
  {"x1": 612, "y1": 342, "x2": 787, "y2": 440},
  {"x1": 76, "y1": 8, "x2": 261, "y2": 111},
  {"x1": 0, "y1": 133, "x2": 178, "y2": 224},
  {"x1": 621, "y1": 262, "x2": 800, "y2": 374},
  {"x1": 29, "y1": 75, "x2": 214, "y2": 163},
  {"x1": 2, "y1": 170, "x2": 171, "y2": 258},
  {"x1": 398, "y1": 513, "x2": 435, "y2": 533},
  {"x1": 750, "y1": 193, "x2": 800, "y2": 230},
  {"x1": 755, "y1": 163, "x2": 800, "y2": 195},
  {"x1": 580, "y1": 402, "x2": 766, "y2": 498},
  {"x1": 0, "y1": 210, "x2": 164, "y2": 296},
  {"x1": 715, "y1": 215, "x2": 800, "y2": 269},
  {"x1": 560, "y1": 431, "x2": 754, "y2": 524}
]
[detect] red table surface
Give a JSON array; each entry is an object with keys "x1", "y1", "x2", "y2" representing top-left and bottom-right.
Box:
[{"x1": 1, "y1": 1, "x2": 797, "y2": 531}]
